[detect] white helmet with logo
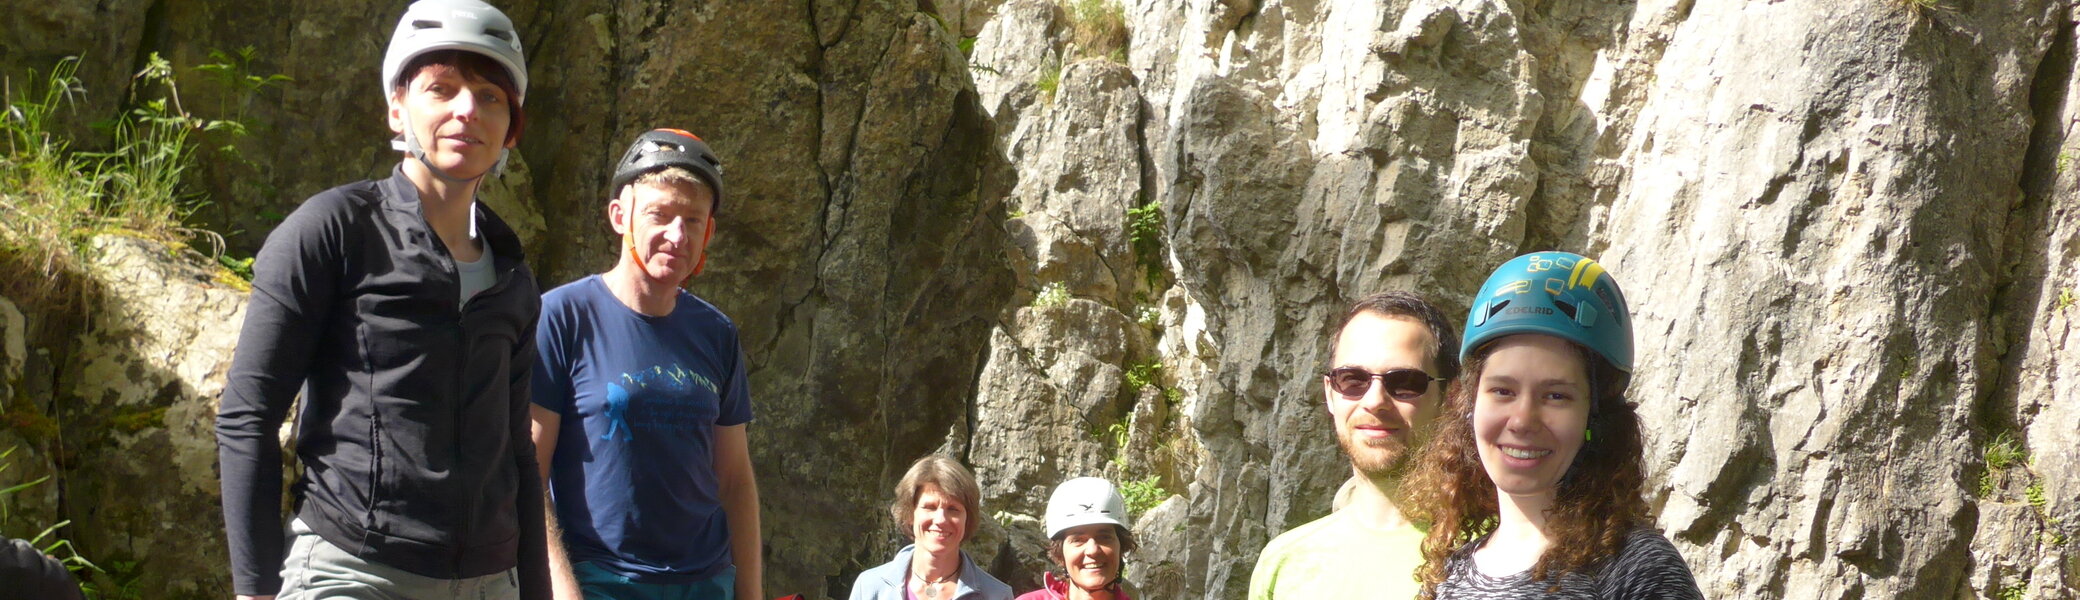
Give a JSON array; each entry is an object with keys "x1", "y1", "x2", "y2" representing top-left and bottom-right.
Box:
[
  {"x1": 381, "y1": 0, "x2": 527, "y2": 103},
  {"x1": 1044, "y1": 477, "x2": 1131, "y2": 539}
]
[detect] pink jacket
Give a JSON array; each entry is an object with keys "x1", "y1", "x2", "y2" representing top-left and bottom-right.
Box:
[{"x1": 1013, "y1": 572, "x2": 1133, "y2": 600}]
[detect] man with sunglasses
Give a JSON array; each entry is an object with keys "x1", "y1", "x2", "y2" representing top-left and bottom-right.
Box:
[
  {"x1": 1247, "y1": 291, "x2": 1459, "y2": 600},
  {"x1": 529, "y1": 129, "x2": 761, "y2": 600}
]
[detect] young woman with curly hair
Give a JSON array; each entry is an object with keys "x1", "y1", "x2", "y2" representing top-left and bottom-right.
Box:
[{"x1": 1404, "y1": 252, "x2": 1701, "y2": 599}]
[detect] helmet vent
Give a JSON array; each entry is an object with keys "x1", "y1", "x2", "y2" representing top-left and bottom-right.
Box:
[
  {"x1": 1552, "y1": 298, "x2": 1578, "y2": 320},
  {"x1": 411, "y1": 19, "x2": 443, "y2": 29},
  {"x1": 486, "y1": 29, "x2": 513, "y2": 41},
  {"x1": 1486, "y1": 299, "x2": 1511, "y2": 322}
]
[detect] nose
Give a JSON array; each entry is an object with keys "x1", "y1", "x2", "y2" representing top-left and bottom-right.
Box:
[
  {"x1": 1357, "y1": 378, "x2": 1391, "y2": 412},
  {"x1": 1503, "y1": 396, "x2": 1542, "y2": 434},
  {"x1": 661, "y1": 219, "x2": 686, "y2": 245},
  {"x1": 452, "y1": 88, "x2": 480, "y2": 121}
]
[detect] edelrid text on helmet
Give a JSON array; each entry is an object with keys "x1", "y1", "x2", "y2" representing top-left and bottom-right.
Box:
[
  {"x1": 1460, "y1": 251, "x2": 1634, "y2": 372},
  {"x1": 612, "y1": 129, "x2": 725, "y2": 216}
]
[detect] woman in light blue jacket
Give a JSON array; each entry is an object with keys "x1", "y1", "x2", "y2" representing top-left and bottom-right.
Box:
[{"x1": 850, "y1": 455, "x2": 1013, "y2": 600}]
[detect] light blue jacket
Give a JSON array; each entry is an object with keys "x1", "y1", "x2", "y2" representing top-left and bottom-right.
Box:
[{"x1": 848, "y1": 545, "x2": 1013, "y2": 600}]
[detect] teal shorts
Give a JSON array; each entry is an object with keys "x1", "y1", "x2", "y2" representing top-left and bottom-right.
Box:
[{"x1": 573, "y1": 561, "x2": 734, "y2": 600}]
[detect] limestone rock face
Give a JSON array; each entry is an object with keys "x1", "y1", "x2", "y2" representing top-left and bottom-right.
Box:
[
  {"x1": 0, "y1": 236, "x2": 247, "y2": 597},
  {"x1": 68, "y1": 236, "x2": 247, "y2": 596},
  {"x1": 1593, "y1": 1, "x2": 2064, "y2": 597}
]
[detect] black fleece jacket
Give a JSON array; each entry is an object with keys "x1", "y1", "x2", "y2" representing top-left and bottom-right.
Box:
[{"x1": 216, "y1": 167, "x2": 548, "y2": 598}]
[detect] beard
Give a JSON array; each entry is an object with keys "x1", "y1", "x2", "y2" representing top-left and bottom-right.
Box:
[{"x1": 1338, "y1": 426, "x2": 1413, "y2": 481}]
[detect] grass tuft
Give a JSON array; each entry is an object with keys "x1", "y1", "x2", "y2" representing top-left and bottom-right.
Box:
[
  {"x1": 1, "y1": 52, "x2": 263, "y2": 312},
  {"x1": 1060, "y1": 0, "x2": 1129, "y2": 62},
  {"x1": 1985, "y1": 431, "x2": 2025, "y2": 472},
  {"x1": 1035, "y1": 58, "x2": 1063, "y2": 101}
]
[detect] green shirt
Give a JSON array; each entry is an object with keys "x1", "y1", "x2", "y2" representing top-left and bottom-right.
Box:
[{"x1": 1247, "y1": 503, "x2": 1428, "y2": 600}]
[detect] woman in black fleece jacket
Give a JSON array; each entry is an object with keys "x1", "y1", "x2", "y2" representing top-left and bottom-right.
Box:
[{"x1": 214, "y1": 1, "x2": 548, "y2": 598}]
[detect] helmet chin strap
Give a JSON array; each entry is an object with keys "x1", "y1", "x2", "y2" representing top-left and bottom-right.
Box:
[{"x1": 690, "y1": 218, "x2": 715, "y2": 276}]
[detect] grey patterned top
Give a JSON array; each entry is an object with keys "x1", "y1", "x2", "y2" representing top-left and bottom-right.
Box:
[{"x1": 1434, "y1": 526, "x2": 1704, "y2": 599}]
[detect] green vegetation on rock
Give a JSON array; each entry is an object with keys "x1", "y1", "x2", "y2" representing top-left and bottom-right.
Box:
[
  {"x1": 1060, "y1": 0, "x2": 1128, "y2": 62},
  {"x1": 1036, "y1": 58, "x2": 1063, "y2": 101},
  {"x1": 1, "y1": 53, "x2": 264, "y2": 311},
  {"x1": 1033, "y1": 281, "x2": 1070, "y2": 307}
]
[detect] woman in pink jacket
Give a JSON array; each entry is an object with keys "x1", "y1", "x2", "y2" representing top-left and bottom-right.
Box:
[{"x1": 1016, "y1": 478, "x2": 1136, "y2": 600}]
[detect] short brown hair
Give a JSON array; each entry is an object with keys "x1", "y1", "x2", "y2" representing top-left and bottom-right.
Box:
[
  {"x1": 392, "y1": 50, "x2": 526, "y2": 144},
  {"x1": 890, "y1": 455, "x2": 984, "y2": 535},
  {"x1": 1330, "y1": 291, "x2": 1460, "y2": 381}
]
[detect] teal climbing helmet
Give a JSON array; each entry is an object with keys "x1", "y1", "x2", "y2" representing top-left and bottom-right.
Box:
[{"x1": 1461, "y1": 251, "x2": 1633, "y2": 372}]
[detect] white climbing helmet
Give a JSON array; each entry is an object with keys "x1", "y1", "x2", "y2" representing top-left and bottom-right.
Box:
[
  {"x1": 1044, "y1": 477, "x2": 1131, "y2": 539},
  {"x1": 381, "y1": 0, "x2": 528, "y2": 104}
]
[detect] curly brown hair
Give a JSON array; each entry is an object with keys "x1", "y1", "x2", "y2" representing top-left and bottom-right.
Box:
[{"x1": 1403, "y1": 339, "x2": 1648, "y2": 593}]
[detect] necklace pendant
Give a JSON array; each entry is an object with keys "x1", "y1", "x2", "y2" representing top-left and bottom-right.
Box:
[{"x1": 923, "y1": 585, "x2": 939, "y2": 600}]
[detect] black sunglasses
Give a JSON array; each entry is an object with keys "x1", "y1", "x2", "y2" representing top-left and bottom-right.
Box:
[{"x1": 1321, "y1": 367, "x2": 1444, "y2": 401}]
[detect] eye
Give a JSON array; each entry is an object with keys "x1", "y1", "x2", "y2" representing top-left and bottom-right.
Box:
[{"x1": 1486, "y1": 387, "x2": 1516, "y2": 398}]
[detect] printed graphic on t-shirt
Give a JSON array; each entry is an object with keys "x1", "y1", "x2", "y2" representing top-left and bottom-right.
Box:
[{"x1": 600, "y1": 364, "x2": 722, "y2": 442}]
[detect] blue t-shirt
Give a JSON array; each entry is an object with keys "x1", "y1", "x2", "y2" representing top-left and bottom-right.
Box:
[{"x1": 532, "y1": 275, "x2": 753, "y2": 584}]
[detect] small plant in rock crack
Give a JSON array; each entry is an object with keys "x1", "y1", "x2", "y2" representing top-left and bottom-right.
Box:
[
  {"x1": 1123, "y1": 359, "x2": 1163, "y2": 393},
  {"x1": 2056, "y1": 288, "x2": 2076, "y2": 312},
  {"x1": 1033, "y1": 281, "x2": 1070, "y2": 308},
  {"x1": 1035, "y1": 58, "x2": 1063, "y2": 101},
  {"x1": 1984, "y1": 431, "x2": 2025, "y2": 472},
  {"x1": 1127, "y1": 197, "x2": 1166, "y2": 290},
  {"x1": 1134, "y1": 304, "x2": 1160, "y2": 329},
  {"x1": 1118, "y1": 474, "x2": 1167, "y2": 516},
  {"x1": 1978, "y1": 431, "x2": 2025, "y2": 498},
  {"x1": 1060, "y1": 0, "x2": 1129, "y2": 61}
]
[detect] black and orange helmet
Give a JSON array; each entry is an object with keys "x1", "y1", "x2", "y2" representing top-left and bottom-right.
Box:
[{"x1": 611, "y1": 128, "x2": 725, "y2": 214}]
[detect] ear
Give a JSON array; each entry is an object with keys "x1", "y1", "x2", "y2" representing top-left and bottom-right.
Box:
[
  {"x1": 607, "y1": 193, "x2": 630, "y2": 236},
  {"x1": 386, "y1": 91, "x2": 407, "y2": 135}
]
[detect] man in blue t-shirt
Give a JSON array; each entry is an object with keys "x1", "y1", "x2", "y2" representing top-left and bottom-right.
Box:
[{"x1": 531, "y1": 129, "x2": 760, "y2": 600}]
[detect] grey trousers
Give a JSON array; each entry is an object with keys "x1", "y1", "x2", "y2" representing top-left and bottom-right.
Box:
[{"x1": 277, "y1": 519, "x2": 519, "y2": 600}]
